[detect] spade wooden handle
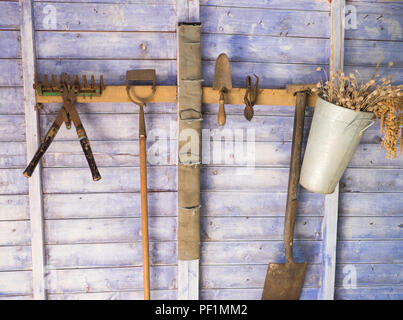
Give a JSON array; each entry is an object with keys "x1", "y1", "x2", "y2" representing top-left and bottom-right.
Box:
[{"x1": 217, "y1": 90, "x2": 226, "y2": 126}]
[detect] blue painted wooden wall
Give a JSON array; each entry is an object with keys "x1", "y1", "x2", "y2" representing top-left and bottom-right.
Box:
[{"x1": 0, "y1": 0, "x2": 402, "y2": 299}]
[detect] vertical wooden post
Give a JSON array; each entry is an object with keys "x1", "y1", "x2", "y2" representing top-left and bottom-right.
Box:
[
  {"x1": 318, "y1": 0, "x2": 345, "y2": 300},
  {"x1": 19, "y1": 0, "x2": 46, "y2": 300},
  {"x1": 176, "y1": 0, "x2": 201, "y2": 300}
]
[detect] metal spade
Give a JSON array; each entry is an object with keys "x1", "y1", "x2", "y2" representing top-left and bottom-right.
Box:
[
  {"x1": 213, "y1": 53, "x2": 232, "y2": 126},
  {"x1": 262, "y1": 91, "x2": 308, "y2": 300}
]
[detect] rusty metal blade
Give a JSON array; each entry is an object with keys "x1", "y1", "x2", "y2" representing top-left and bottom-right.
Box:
[
  {"x1": 213, "y1": 53, "x2": 232, "y2": 90},
  {"x1": 262, "y1": 261, "x2": 307, "y2": 300}
]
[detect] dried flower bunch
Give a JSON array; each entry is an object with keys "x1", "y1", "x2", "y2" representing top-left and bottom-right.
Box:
[{"x1": 312, "y1": 67, "x2": 403, "y2": 158}]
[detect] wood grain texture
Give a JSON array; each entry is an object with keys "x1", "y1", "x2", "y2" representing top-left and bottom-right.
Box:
[
  {"x1": 0, "y1": 31, "x2": 21, "y2": 58},
  {"x1": 47, "y1": 289, "x2": 176, "y2": 300},
  {"x1": 0, "y1": 87, "x2": 24, "y2": 115},
  {"x1": 0, "y1": 246, "x2": 32, "y2": 271},
  {"x1": 0, "y1": 1, "x2": 20, "y2": 30},
  {"x1": 335, "y1": 286, "x2": 403, "y2": 300},
  {"x1": 0, "y1": 195, "x2": 29, "y2": 220},
  {"x1": 200, "y1": 288, "x2": 319, "y2": 300},
  {"x1": 0, "y1": 60, "x2": 23, "y2": 86},
  {"x1": 0, "y1": 271, "x2": 32, "y2": 296}
]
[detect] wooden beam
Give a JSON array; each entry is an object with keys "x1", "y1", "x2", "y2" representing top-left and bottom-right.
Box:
[
  {"x1": 318, "y1": 0, "x2": 345, "y2": 300},
  {"x1": 19, "y1": 0, "x2": 46, "y2": 300},
  {"x1": 36, "y1": 85, "x2": 318, "y2": 107}
]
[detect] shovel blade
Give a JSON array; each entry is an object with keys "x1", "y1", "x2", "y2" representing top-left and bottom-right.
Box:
[
  {"x1": 262, "y1": 261, "x2": 307, "y2": 300},
  {"x1": 213, "y1": 53, "x2": 232, "y2": 90}
]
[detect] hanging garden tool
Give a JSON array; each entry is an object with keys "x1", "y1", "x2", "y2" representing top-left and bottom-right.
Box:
[
  {"x1": 23, "y1": 73, "x2": 103, "y2": 181},
  {"x1": 262, "y1": 87, "x2": 309, "y2": 300},
  {"x1": 243, "y1": 74, "x2": 259, "y2": 121},
  {"x1": 213, "y1": 53, "x2": 232, "y2": 126},
  {"x1": 126, "y1": 69, "x2": 156, "y2": 300}
]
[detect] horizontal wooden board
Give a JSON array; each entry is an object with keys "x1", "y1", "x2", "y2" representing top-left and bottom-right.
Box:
[
  {"x1": 37, "y1": 59, "x2": 176, "y2": 85},
  {"x1": 0, "y1": 2, "x2": 19, "y2": 30},
  {"x1": 200, "y1": 264, "x2": 321, "y2": 289},
  {"x1": 33, "y1": 2, "x2": 176, "y2": 31},
  {"x1": 47, "y1": 289, "x2": 176, "y2": 300},
  {"x1": 0, "y1": 220, "x2": 31, "y2": 246},
  {"x1": 340, "y1": 193, "x2": 403, "y2": 216},
  {"x1": 345, "y1": 39, "x2": 403, "y2": 68},
  {"x1": 0, "y1": 115, "x2": 26, "y2": 142},
  {"x1": 200, "y1": 191, "x2": 324, "y2": 217},
  {"x1": 0, "y1": 169, "x2": 28, "y2": 195},
  {"x1": 337, "y1": 240, "x2": 403, "y2": 264},
  {"x1": 0, "y1": 87, "x2": 24, "y2": 115},
  {"x1": 0, "y1": 60, "x2": 22, "y2": 86},
  {"x1": 42, "y1": 167, "x2": 176, "y2": 193},
  {"x1": 0, "y1": 246, "x2": 32, "y2": 271},
  {"x1": 340, "y1": 168, "x2": 403, "y2": 193},
  {"x1": 0, "y1": 142, "x2": 26, "y2": 168},
  {"x1": 344, "y1": 65, "x2": 403, "y2": 84},
  {"x1": 335, "y1": 286, "x2": 403, "y2": 300},
  {"x1": 0, "y1": 195, "x2": 29, "y2": 221},
  {"x1": 44, "y1": 192, "x2": 177, "y2": 219},
  {"x1": 45, "y1": 266, "x2": 176, "y2": 293},
  {"x1": 199, "y1": 0, "x2": 330, "y2": 10},
  {"x1": 200, "y1": 6, "x2": 330, "y2": 38},
  {"x1": 0, "y1": 31, "x2": 20, "y2": 58},
  {"x1": 338, "y1": 217, "x2": 403, "y2": 240},
  {"x1": 36, "y1": 31, "x2": 176, "y2": 59},
  {"x1": 200, "y1": 241, "x2": 322, "y2": 265},
  {"x1": 0, "y1": 271, "x2": 32, "y2": 296},
  {"x1": 201, "y1": 217, "x2": 322, "y2": 241},
  {"x1": 200, "y1": 287, "x2": 319, "y2": 300},
  {"x1": 335, "y1": 263, "x2": 403, "y2": 286},
  {"x1": 44, "y1": 217, "x2": 176, "y2": 244},
  {"x1": 46, "y1": 242, "x2": 176, "y2": 268},
  {"x1": 202, "y1": 34, "x2": 329, "y2": 64}
]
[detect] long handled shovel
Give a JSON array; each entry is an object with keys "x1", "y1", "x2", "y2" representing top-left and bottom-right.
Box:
[
  {"x1": 262, "y1": 90, "x2": 308, "y2": 300},
  {"x1": 126, "y1": 69, "x2": 156, "y2": 300}
]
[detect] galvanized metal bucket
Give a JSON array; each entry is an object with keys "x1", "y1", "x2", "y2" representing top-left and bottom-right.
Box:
[{"x1": 300, "y1": 97, "x2": 375, "y2": 194}]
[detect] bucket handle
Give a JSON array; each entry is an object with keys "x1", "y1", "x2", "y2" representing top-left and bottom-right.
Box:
[{"x1": 346, "y1": 118, "x2": 376, "y2": 135}]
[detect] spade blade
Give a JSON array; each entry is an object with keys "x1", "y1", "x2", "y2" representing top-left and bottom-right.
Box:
[{"x1": 213, "y1": 53, "x2": 232, "y2": 91}]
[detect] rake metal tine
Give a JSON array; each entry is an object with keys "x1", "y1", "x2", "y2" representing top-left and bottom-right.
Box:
[
  {"x1": 82, "y1": 75, "x2": 88, "y2": 89},
  {"x1": 43, "y1": 74, "x2": 49, "y2": 90},
  {"x1": 91, "y1": 75, "x2": 95, "y2": 89}
]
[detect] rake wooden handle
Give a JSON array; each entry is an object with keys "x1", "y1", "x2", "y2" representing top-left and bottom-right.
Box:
[
  {"x1": 218, "y1": 90, "x2": 226, "y2": 126},
  {"x1": 23, "y1": 121, "x2": 61, "y2": 178},
  {"x1": 139, "y1": 105, "x2": 150, "y2": 300}
]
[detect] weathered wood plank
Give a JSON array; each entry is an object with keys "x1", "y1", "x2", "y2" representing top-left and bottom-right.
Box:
[
  {"x1": 200, "y1": 264, "x2": 321, "y2": 289},
  {"x1": 39, "y1": 113, "x2": 176, "y2": 141},
  {"x1": 201, "y1": 191, "x2": 324, "y2": 217},
  {"x1": 46, "y1": 242, "x2": 176, "y2": 268},
  {"x1": 338, "y1": 217, "x2": 403, "y2": 240},
  {"x1": 37, "y1": 59, "x2": 176, "y2": 85},
  {"x1": 340, "y1": 168, "x2": 403, "y2": 192},
  {"x1": 199, "y1": 0, "x2": 330, "y2": 10},
  {"x1": 202, "y1": 34, "x2": 329, "y2": 65},
  {"x1": 0, "y1": 246, "x2": 32, "y2": 271},
  {"x1": 45, "y1": 266, "x2": 176, "y2": 293},
  {"x1": 0, "y1": 220, "x2": 31, "y2": 246},
  {"x1": 200, "y1": 287, "x2": 319, "y2": 300},
  {"x1": 44, "y1": 192, "x2": 177, "y2": 219},
  {"x1": 47, "y1": 290, "x2": 176, "y2": 300},
  {"x1": 0, "y1": 142, "x2": 26, "y2": 168},
  {"x1": 0, "y1": 2, "x2": 20, "y2": 30},
  {"x1": 339, "y1": 193, "x2": 403, "y2": 216},
  {"x1": 344, "y1": 65, "x2": 403, "y2": 84},
  {"x1": 0, "y1": 271, "x2": 32, "y2": 296},
  {"x1": 335, "y1": 286, "x2": 403, "y2": 300},
  {"x1": 201, "y1": 217, "x2": 322, "y2": 241},
  {"x1": 0, "y1": 87, "x2": 24, "y2": 115},
  {"x1": 337, "y1": 240, "x2": 403, "y2": 264},
  {"x1": 0, "y1": 115, "x2": 26, "y2": 142},
  {"x1": 36, "y1": 31, "x2": 176, "y2": 59},
  {"x1": 44, "y1": 217, "x2": 176, "y2": 244},
  {"x1": 33, "y1": 2, "x2": 176, "y2": 31},
  {"x1": 0, "y1": 60, "x2": 23, "y2": 86},
  {"x1": 200, "y1": 241, "x2": 322, "y2": 265},
  {"x1": 0, "y1": 195, "x2": 29, "y2": 220},
  {"x1": 200, "y1": 6, "x2": 330, "y2": 38},
  {"x1": 42, "y1": 167, "x2": 176, "y2": 193},
  {"x1": 0, "y1": 31, "x2": 21, "y2": 58},
  {"x1": 0, "y1": 169, "x2": 28, "y2": 194},
  {"x1": 335, "y1": 263, "x2": 403, "y2": 286}
]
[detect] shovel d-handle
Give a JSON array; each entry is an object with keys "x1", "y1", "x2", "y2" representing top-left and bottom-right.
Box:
[
  {"x1": 284, "y1": 91, "x2": 307, "y2": 263},
  {"x1": 218, "y1": 89, "x2": 226, "y2": 126},
  {"x1": 23, "y1": 121, "x2": 61, "y2": 178}
]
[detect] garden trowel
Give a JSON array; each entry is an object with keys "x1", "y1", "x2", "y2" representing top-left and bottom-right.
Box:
[{"x1": 213, "y1": 53, "x2": 232, "y2": 126}]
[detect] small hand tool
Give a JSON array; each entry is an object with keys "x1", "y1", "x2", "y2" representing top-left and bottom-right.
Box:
[
  {"x1": 243, "y1": 74, "x2": 259, "y2": 121},
  {"x1": 213, "y1": 53, "x2": 232, "y2": 126}
]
